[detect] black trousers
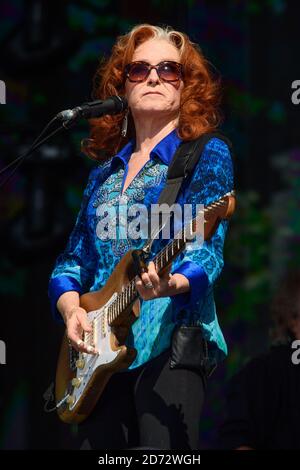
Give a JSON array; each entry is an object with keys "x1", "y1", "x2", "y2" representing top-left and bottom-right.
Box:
[{"x1": 77, "y1": 347, "x2": 206, "y2": 450}]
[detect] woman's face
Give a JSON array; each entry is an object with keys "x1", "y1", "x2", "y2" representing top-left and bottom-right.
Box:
[{"x1": 125, "y1": 38, "x2": 184, "y2": 120}]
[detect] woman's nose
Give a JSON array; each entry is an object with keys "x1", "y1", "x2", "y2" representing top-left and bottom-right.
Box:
[{"x1": 147, "y1": 67, "x2": 160, "y2": 83}]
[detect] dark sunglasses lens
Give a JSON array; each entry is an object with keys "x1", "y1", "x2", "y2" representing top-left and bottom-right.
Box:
[
  {"x1": 158, "y1": 62, "x2": 180, "y2": 81},
  {"x1": 127, "y1": 63, "x2": 149, "y2": 81}
]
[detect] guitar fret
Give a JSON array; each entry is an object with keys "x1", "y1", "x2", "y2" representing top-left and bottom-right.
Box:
[{"x1": 106, "y1": 193, "x2": 232, "y2": 324}]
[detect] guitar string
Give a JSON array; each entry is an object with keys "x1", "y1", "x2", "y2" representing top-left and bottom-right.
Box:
[
  {"x1": 87, "y1": 196, "x2": 228, "y2": 340},
  {"x1": 89, "y1": 199, "x2": 227, "y2": 338}
]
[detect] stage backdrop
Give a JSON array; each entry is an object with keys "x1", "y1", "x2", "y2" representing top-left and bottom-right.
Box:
[{"x1": 0, "y1": 0, "x2": 299, "y2": 449}]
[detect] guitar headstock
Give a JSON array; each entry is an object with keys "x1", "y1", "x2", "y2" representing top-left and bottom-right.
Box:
[
  {"x1": 204, "y1": 190, "x2": 236, "y2": 221},
  {"x1": 192, "y1": 190, "x2": 236, "y2": 241}
]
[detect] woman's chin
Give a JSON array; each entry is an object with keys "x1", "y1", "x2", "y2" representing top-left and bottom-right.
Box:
[{"x1": 135, "y1": 105, "x2": 172, "y2": 115}]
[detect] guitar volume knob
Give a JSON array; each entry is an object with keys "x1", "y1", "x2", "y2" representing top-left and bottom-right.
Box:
[
  {"x1": 71, "y1": 377, "x2": 82, "y2": 388},
  {"x1": 66, "y1": 395, "x2": 75, "y2": 406},
  {"x1": 76, "y1": 358, "x2": 85, "y2": 369}
]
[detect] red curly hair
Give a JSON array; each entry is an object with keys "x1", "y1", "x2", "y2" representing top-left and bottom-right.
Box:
[{"x1": 82, "y1": 24, "x2": 222, "y2": 160}]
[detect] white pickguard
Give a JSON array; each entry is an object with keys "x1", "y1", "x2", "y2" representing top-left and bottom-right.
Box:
[{"x1": 68, "y1": 292, "x2": 121, "y2": 411}]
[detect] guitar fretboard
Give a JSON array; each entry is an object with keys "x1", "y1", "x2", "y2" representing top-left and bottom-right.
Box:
[{"x1": 106, "y1": 193, "x2": 231, "y2": 325}]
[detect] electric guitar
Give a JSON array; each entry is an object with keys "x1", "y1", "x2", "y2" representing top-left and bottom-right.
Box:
[{"x1": 55, "y1": 190, "x2": 236, "y2": 423}]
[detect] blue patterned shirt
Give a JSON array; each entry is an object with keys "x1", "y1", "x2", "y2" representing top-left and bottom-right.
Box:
[{"x1": 48, "y1": 129, "x2": 234, "y2": 369}]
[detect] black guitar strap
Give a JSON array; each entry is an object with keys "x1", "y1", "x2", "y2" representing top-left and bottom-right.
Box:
[
  {"x1": 146, "y1": 131, "x2": 233, "y2": 245},
  {"x1": 158, "y1": 130, "x2": 233, "y2": 207}
]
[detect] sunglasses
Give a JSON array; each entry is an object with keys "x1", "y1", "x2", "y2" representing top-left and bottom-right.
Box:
[{"x1": 124, "y1": 61, "x2": 183, "y2": 83}]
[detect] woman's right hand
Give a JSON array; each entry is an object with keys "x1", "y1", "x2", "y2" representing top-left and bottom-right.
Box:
[{"x1": 64, "y1": 306, "x2": 98, "y2": 355}]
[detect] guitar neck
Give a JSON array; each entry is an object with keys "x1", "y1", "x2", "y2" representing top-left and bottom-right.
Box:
[
  {"x1": 105, "y1": 221, "x2": 190, "y2": 324},
  {"x1": 106, "y1": 191, "x2": 235, "y2": 324}
]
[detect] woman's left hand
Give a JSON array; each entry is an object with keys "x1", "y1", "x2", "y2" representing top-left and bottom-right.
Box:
[{"x1": 135, "y1": 261, "x2": 190, "y2": 300}]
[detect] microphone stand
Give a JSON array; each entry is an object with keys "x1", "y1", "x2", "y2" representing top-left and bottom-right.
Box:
[
  {"x1": 0, "y1": 116, "x2": 79, "y2": 189},
  {"x1": 1, "y1": 96, "x2": 127, "y2": 189},
  {"x1": 1, "y1": 114, "x2": 83, "y2": 262}
]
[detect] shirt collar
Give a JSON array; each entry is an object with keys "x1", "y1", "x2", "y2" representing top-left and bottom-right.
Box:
[{"x1": 110, "y1": 128, "x2": 182, "y2": 170}]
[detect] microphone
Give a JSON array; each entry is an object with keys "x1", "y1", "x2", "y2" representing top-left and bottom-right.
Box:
[{"x1": 56, "y1": 95, "x2": 128, "y2": 121}]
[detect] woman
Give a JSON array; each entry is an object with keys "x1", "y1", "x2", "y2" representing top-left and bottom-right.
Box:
[{"x1": 48, "y1": 24, "x2": 234, "y2": 450}]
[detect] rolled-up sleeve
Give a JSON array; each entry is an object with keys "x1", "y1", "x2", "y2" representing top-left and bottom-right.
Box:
[
  {"x1": 48, "y1": 165, "x2": 100, "y2": 322},
  {"x1": 171, "y1": 137, "x2": 234, "y2": 311}
]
